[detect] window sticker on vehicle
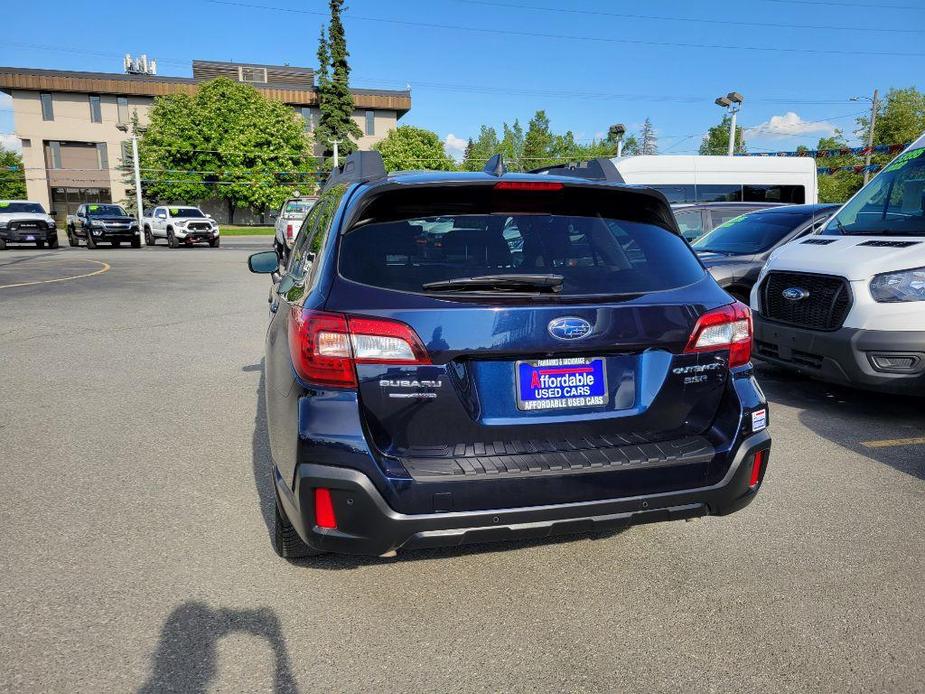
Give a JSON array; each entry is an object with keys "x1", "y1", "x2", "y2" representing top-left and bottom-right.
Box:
[
  {"x1": 89, "y1": 205, "x2": 99, "y2": 212},
  {"x1": 715, "y1": 214, "x2": 745, "y2": 230},
  {"x1": 752, "y1": 408, "x2": 767, "y2": 432},
  {"x1": 884, "y1": 147, "x2": 925, "y2": 173},
  {"x1": 169, "y1": 208, "x2": 180, "y2": 215},
  {"x1": 0, "y1": 202, "x2": 9, "y2": 208}
]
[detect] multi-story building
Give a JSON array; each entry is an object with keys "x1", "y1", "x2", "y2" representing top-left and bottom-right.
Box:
[{"x1": 0, "y1": 60, "x2": 412, "y2": 223}]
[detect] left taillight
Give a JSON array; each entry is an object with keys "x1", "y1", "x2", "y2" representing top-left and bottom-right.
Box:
[
  {"x1": 288, "y1": 309, "x2": 430, "y2": 388},
  {"x1": 684, "y1": 301, "x2": 752, "y2": 368},
  {"x1": 286, "y1": 224, "x2": 294, "y2": 239}
]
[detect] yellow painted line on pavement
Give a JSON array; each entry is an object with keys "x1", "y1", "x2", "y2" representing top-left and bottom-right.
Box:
[
  {"x1": 0, "y1": 259, "x2": 110, "y2": 290},
  {"x1": 861, "y1": 436, "x2": 925, "y2": 449}
]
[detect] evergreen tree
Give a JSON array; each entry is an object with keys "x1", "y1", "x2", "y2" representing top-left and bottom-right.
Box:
[
  {"x1": 523, "y1": 110, "x2": 554, "y2": 169},
  {"x1": 316, "y1": 0, "x2": 362, "y2": 167},
  {"x1": 499, "y1": 120, "x2": 525, "y2": 171},
  {"x1": 640, "y1": 117, "x2": 658, "y2": 155},
  {"x1": 462, "y1": 125, "x2": 500, "y2": 171}
]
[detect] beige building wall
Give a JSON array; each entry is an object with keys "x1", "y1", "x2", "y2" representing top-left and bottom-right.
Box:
[
  {"x1": 352, "y1": 109, "x2": 398, "y2": 150},
  {"x1": 11, "y1": 89, "x2": 153, "y2": 211}
]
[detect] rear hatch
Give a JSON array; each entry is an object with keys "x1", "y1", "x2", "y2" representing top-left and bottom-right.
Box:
[{"x1": 326, "y1": 181, "x2": 741, "y2": 512}]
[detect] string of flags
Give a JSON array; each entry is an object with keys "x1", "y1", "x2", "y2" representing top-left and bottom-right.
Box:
[{"x1": 740, "y1": 143, "x2": 908, "y2": 159}]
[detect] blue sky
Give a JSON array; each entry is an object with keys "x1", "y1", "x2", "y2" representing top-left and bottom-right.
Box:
[{"x1": 2, "y1": 0, "x2": 924, "y2": 158}]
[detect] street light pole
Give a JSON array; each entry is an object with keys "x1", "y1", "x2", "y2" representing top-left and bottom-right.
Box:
[
  {"x1": 715, "y1": 92, "x2": 744, "y2": 156},
  {"x1": 330, "y1": 139, "x2": 342, "y2": 169},
  {"x1": 727, "y1": 107, "x2": 738, "y2": 157},
  {"x1": 863, "y1": 89, "x2": 879, "y2": 185},
  {"x1": 131, "y1": 134, "x2": 146, "y2": 246}
]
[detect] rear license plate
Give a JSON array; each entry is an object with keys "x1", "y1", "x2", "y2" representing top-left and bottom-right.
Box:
[{"x1": 515, "y1": 357, "x2": 608, "y2": 411}]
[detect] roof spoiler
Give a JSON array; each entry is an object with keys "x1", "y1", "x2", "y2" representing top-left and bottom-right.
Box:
[
  {"x1": 528, "y1": 158, "x2": 625, "y2": 184},
  {"x1": 320, "y1": 151, "x2": 387, "y2": 193}
]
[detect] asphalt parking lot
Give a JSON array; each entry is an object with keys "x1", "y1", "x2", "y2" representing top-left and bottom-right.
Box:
[{"x1": 1, "y1": 237, "x2": 923, "y2": 693}]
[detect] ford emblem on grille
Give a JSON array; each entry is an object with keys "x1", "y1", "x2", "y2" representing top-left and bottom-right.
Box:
[
  {"x1": 782, "y1": 287, "x2": 810, "y2": 301},
  {"x1": 548, "y1": 317, "x2": 592, "y2": 340}
]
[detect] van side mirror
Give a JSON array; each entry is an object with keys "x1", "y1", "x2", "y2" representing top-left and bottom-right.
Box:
[{"x1": 248, "y1": 250, "x2": 280, "y2": 275}]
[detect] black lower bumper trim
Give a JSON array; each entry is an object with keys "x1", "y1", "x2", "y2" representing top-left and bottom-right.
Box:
[
  {"x1": 276, "y1": 430, "x2": 771, "y2": 556},
  {"x1": 754, "y1": 315, "x2": 925, "y2": 395}
]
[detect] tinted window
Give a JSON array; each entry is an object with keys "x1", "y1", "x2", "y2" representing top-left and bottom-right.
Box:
[
  {"x1": 0, "y1": 202, "x2": 45, "y2": 214},
  {"x1": 340, "y1": 214, "x2": 704, "y2": 297},
  {"x1": 710, "y1": 207, "x2": 752, "y2": 229},
  {"x1": 86, "y1": 204, "x2": 128, "y2": 217},
  {"x1": 743, "y1": 184, "x2": 804, "y2": 204},
  {"x1": 696, "y1": 184, "x2": 742, "y2": 202},
  {"x1": 168, "y1": 207, "x2": 205, "y2": 218},
  {"x1": 823, "y1": 147, "x2": 925, "y2": 237},
  {"x1": 40, "y1": 93, "x2": 54, "y2": 121},
  {"x1": 693, "y1": 212, "x2": 809, "y2": 255},
  {"x1": 651, "y1": 185, "x2": 695, "y2": 204},
  {"x1": 89, "y1": 95, "x2": 102, "y2": 123}
]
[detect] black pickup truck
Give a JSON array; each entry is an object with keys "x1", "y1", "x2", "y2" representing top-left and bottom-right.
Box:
[{"x1": 67, "y1": 203, "x2": 141, "y2": 248}]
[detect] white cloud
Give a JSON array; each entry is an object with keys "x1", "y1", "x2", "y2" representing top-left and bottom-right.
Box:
[
  {"x1": 745, "y1": 112, "x2": 836, "y2": 140},
  {"x1": 443, "y1": 133, "x2": 467, "y2": 161},
  {"x1": 0, "y1": 133, "x2": 22, "y2": 153}
]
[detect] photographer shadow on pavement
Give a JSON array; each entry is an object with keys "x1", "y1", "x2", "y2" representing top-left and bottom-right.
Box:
[{"x1": 138, "y1": 602, "x2": 298, "y2": 693}]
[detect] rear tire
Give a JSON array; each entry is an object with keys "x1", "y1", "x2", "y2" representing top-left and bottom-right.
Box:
[
  {"x1": 167, "y1": 229, "x2": 179, "y2": 248},
  {"x1": 273, "y1": 500, "x2": 324, "y2": 559}
]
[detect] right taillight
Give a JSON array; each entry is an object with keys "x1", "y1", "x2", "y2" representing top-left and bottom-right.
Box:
[
  {"x1": 684, "y1": 301, "x2": 752, "y2": 368},
  {"x1": 288, "y1": 309, "x2": 430, "y2": 388},
  {"x1": 286, "y1": 224, "x2": 294, "y2": 239}
]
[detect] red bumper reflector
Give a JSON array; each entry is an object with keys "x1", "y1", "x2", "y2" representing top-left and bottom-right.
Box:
[
  {"x1": 749, "y1": 450, "x2": 765, "y2": 487},
  {"x1": 314, "y1": 488, "x2": 337, "y2": 529}
]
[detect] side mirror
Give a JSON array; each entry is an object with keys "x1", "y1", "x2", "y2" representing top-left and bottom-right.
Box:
[
  {"x1": 248, "y1": 250, "x2": 280, "y2": 274},
  {"x1": 269, "y1": 213, "x2": 278, "y2": 220}
]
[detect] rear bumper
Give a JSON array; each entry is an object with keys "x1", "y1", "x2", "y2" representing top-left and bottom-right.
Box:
[
  {"x1": 754, "y1": 315, "x2": 925, "y2": 395},
  {"x1": 276, "y1": 430, "x2": 771, "y2": 556}
]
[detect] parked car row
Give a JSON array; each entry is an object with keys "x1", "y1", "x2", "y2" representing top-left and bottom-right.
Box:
[{"x1": 142, "y1": 206, "x2": 220, "y2": 247}]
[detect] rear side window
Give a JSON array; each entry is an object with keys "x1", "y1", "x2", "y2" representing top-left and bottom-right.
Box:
[{"x1": 340, "y1": 213, "x2": 704, "y2": 297}]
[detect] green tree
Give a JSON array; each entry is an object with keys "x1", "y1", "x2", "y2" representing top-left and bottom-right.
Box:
[
  {"x1": 640, "y1": 117, "x2": 658, "y2": 155},
  {"x1": 316, "y1": 0, "x2": 363, "y2": 166},
  {"x1": 858, "y1": 87, "x2": 925, "y2": 148},
  {"x1": 499, "y1": 120, "x2": 525, "y2": 171},
  {"x1": 699, "y1": 115, "x2": 746, "y2": 155},
  {"x1": 462, "y1": 125, "x2": 500, "y2": 171},
  {"x1": 523, "y1": 110, "x2": 554, "y2": 169},
  {"x1": 816, "y1": 130, "x2": 861, "y2": 204},
  {"x1": 139, "y1": 78, "x2": 312, "y2": 223},
  {"x1": 0, "y1": 147, "x2": 27, "y2": 199},
  {"x1": 373, "y1": 126, "x2": 455, "y2": 171}
]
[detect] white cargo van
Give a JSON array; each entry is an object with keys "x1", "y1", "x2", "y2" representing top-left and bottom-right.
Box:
[
  {"x1": 611, "y1": 155, "x2": 818, "y2": 205},
  {"x1": 750, "y1": 133, "x2": 925, "y2": 394}
]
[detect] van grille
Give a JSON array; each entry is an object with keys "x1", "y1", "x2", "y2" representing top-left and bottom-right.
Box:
[{"x1": 760, "y1": 271, "x2": 851, "y2": 331}]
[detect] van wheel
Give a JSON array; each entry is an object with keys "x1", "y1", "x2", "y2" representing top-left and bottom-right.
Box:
[
  {"x1": 273, "y1": 500, "x2": 324, "y2": 559},
  {"x1": 167, "y1": 229, "x2": 179, "y2": 248}
]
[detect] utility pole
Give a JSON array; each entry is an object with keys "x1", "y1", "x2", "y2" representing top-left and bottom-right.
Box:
[
  {"x1": 131, "y1": 134, "x2": 146, "y2": 246},
  {"x1": 714, "y1": 92, "x2": 744, "y2": 156},
  {"x1": 863, "y1": 89, "x2": 879, "y2": 185},
  {"x1": 330, "y1": 139, "x2": 342, "y2": 169}
]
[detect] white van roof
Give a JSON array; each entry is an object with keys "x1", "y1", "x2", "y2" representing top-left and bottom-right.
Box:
[{"x1": 610, "y1": 155, "x2": 816, "y2": 176}]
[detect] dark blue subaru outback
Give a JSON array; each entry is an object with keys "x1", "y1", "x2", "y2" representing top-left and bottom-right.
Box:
[{"x1": 248, "y1": 152, "x2": 770, "y2": 559}]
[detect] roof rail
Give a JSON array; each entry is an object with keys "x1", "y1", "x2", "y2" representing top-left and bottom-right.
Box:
[
  {"x1": 320, "y1": 151, "x2": 387, "y2": 193},
  {"x1": 528, "y1": 158, "x2": 625, "y2": 184},
  {"x1": 483, "y1": 153, "x2": 506, "y2": 177}
]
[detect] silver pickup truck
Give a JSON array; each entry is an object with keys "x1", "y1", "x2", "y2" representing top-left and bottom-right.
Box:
[
  {"x1": 142, "y1": 205, "x2": 220, "y2": 248},
  {"x1": 273, "y1": 195, "x2": 317, "y2": 261}
]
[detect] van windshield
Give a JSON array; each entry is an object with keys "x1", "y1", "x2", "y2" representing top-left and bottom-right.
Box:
[
  {"x1": 340, "y1": 214, "x2": 705, "y2": 297},
  {"x1": 822, "y1": 147, "x2": 925, "y2": 236}
]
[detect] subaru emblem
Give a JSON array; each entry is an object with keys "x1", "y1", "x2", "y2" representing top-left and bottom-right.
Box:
[
  {"x1": 782, "y1": 287, "x2": 810, "y2": 301},
  {"x1": 548, "y1": 317, "x2": 592, "y2": 340}
]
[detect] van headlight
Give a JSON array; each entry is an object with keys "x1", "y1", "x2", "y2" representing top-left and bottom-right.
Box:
[{"x1": 870, "y1": 266, "x2": 925, "y2": 303}]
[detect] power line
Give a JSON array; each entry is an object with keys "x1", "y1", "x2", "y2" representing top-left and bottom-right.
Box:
[
  {"x1": 448, "y1": 0, "x2": 925, "y2": 34},
  {"x1": 208, "y1": 0, "x2": 925, "y2": 57},
  {"x1": 760, "y1": 0, "x2": 924, "y2": 10}
]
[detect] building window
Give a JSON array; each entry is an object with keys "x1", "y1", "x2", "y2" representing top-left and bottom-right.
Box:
[
  {"x1": 97, "y1": 143, "x2": 109, "y2": 171},
  {"x1": 48, "y1": 141, "x2": 62, "y2": 169},
  {"x1": 117, "y1": 97, "x2": 130, "y2": 124},
  {"x1": 40, "y1": 92, "x2": 54, "y2": 121},
  {"x1": 89, "y1": 95, "x2": 102, "y2": 123},
  {"x1": 300, "y1": 107, "x2": 315, "y2": 131},
  {"x1": 238, "y1": 66, "x2": 268, "y2": 84},
  {"x1": 365, "y1": 110, "x2": 375, "y2": 136}
]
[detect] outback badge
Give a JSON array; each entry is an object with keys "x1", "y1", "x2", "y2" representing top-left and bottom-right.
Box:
[{"x1": 547, "y1": 316, "x2": 592, "y2": 341}]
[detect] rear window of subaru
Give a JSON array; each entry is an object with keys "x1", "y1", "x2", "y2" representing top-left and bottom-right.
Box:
[{"x1": 339, "y1": 213, "x2": 704, "y2": 297}]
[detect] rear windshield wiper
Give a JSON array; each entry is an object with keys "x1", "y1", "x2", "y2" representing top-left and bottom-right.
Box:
[{"x1": 422, "y1": 273, "x2": 564, "y2": 293}]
